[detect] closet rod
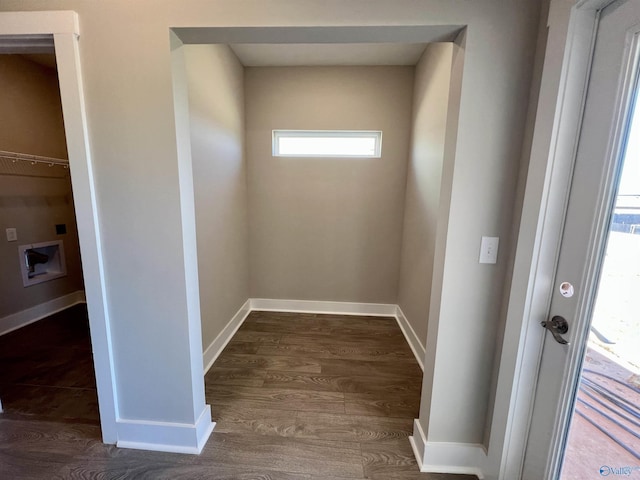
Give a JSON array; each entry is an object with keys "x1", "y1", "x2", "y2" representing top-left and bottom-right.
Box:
[{"x1": 0, "y1": 149, "x2": 69, "y2": 168}]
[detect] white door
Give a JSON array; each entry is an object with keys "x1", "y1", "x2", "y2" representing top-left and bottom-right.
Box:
[{"x1": 523, "y1": 1, "x2": 640, "y2": 478}]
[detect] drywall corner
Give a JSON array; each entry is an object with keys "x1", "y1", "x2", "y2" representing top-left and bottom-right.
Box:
[
  {"x1": 183, "y1": 44, "x2": 250, "y2": 353},
  {"x1": 397, "y1": 43, "x2": 455, "y2": 349}
]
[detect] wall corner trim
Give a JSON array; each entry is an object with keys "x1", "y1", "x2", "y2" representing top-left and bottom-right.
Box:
[
  {"x1": 203, "y1": 299, "x2": 251, "y2": 374},
  {"x1": 116, "y1": 405, "x2": 215, "y2": 455},
  {"x1": 411, "y1": 420, "x2": 486, "y2": 479},
  {"x1": 395, "y1": 306, "x2": 426, "y2": 371},
  {"x1": 0, "y1": 290, "x2": 86, "y2": 337}
]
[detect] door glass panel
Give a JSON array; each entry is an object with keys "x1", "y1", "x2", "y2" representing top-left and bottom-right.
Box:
[{"x1": 560, "y1": 82, "x2": 640, "y2": 479}]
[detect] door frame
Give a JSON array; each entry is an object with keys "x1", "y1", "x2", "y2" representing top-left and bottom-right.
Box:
[
  {"x1": 540, "y1": 14, "x2": 640, "y2": 479},
  {"x1": 0, "y1": 11, "x2": 118, "y2": 443},
  {"x1": 492, "y1": 0, "x2": 621, "y2": 478}
]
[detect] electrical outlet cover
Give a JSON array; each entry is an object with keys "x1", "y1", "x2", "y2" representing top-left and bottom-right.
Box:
[
  {"x1": 6, "y1": 228, "x2": 17, "y2": 242},
  {"x1": 479, "y1": 236, "x2": 499, "y2": 264}
]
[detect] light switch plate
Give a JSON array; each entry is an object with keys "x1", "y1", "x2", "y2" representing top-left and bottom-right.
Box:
[
  {"x1": 6, "y1": 228, "x2": 17, "y2": 242},
  {"x1": 479, "y1": 236, "x2": 499, "y2": 264}
]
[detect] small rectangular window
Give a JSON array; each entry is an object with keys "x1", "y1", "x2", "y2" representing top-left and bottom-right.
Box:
[{"x1": 272, "y1": 130, "x2": 382, "y2": 158}]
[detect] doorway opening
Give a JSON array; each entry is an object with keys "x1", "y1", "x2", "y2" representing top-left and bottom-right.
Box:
[
  {"x1": 0, "y1": 14, "x2": 120, "y2": 447},
  {"x1": 171, "y1": 23, "x2": 467, "y2": 474},
  {"x1": 0, "y1": 52, "x2": 100, "y2": 426}
]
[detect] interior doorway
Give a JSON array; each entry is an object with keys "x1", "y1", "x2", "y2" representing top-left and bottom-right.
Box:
[
  {"x1": 172, "y1": 24, "x2": 466, "y2": 473},
  {"x1": 0, "y1": 13, "x2": 118, "y2": 444},
  {"x1": 0, "y1": 52, "x2": 99, "y2": 425}
]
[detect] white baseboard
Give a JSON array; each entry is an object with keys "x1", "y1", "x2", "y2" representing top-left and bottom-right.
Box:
[
  {"x1": 203, "y1": 299, "x2": 251, "y2": 374},
  {"x1": 250, "y1": 298, "x2": 397, "y2": 317},
  {"x1": 395, "y1": 306, "x2": 426, "y2": 371},
  {"x1": 409, "y1": 419, "x2": 427, "y2": 470},
  {"x1": 0, "y1": 290, "x2": 86, "y2": 337},
  {"x1": 117, "y1": 405, "x2": 215, "y2": 455},
  {"x1": 411, "y1": 419, "x2": 486, "y2": 478}
]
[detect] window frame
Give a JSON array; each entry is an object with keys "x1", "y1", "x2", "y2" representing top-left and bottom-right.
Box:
[{"x1": 272, "y1": 130, "x2": 383, "y2": 158}]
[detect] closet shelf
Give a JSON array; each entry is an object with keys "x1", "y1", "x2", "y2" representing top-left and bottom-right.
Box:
[{"x1": 0, "y1": 149, "x2": 69, "y2": 168}]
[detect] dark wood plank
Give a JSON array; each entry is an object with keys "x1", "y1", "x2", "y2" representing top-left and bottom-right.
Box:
[
  {"x1": 279, "y1": 332, "x2": 412, "y2": 349},
  {"x1": 180, "y1": 468, "x2": 310, "y2": 480},
  {"x1": 83, "y1": 441, "x2": 196, "y2": 464},
  {"x1": 194, "y1": 432, "x2": 364, "y2": 478},
  {"x1": 206, "y1": 384, "x2": 345, "y2": 414},
  {"x1": 204, "y1": 367, "x2": 267, "y2": 387},
  {"x1": 345, "y1": 392, "x2": 420, "y2": 418},
  {"x1": 319, "y1": 357, "x2": 423, "y2": 380},
  {"x1": 191, "y1": 468, "x2": 310, "y2": 480},
  {"x1": 247, "y1": 312, "x2": 398, "y2": 330},
  {"x1": 0, "y1": 418, "x2": 101, "y2": 453},
  {"x1": 361, "y1": 440, "x2": 479, "y2": 479},
  {"x1": 243, "y1": 312, "x2": 395, "y2": 332},
  {"x1": 63, "y1": 439, "x2": 310, "y2": 479},
  {"x1": 263, "y1": 371, "x2": 345, "y2": 392},
  {"x1": 340, "y1": 375, "x2": 422, "y2": 395},
  {"x1": 55, "y1": 462, "x2": 219, "y2": 480},
  {"x1": 361, "y1": 438, "x2": 421, "y2": 479},
  {"x1": 211, "y1": 404, "x2": 297, "y2": 437},
  {"x1": 0, "y1": 448, "x2": 71, "y2": 480},
  {"x1": 238, "y1": 320, "x2": 336, "y2": 335},
  {"x1": 213, "y1": 353, "x2": 322, "y2": 373},
  {"x1": 55, "y1": 442, "x2": 205, "y2": 480},
  {"x1": 219, "y1": 341, "x2": 262, "y2": 355},
  {"x1": 244, "y1": 312, "x2": 406, "y2": 338},
  {"x1": 295, "y1": 412, "x2": 413, "y2": 442},
  {"x1": 309, "y1": 477, "x2": 367, "y2": 480},
  {"x1": 229, "y1": 330, "x2": 282, "y2": 344},
  {"x1": 0, "y1": 384, "x2": 99, "y2": 424},
  {"x1": 257, "y1": 343, "x2": 415, "y2": 362},
  {"x1": 263, "y1": 371, "x2": 421, "y2": 395}
]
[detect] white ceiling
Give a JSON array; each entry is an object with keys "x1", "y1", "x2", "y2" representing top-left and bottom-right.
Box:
[{"x1": 229, "y1": 43, "x2": 430, "y2": 67}]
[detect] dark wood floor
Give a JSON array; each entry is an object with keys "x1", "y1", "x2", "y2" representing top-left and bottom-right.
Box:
[
  {"x1": 201, "y1": 311, "x2": 476, "y2": 479},
  {"x1": 0, "y1": 304, "x2": 99, "y2": 425},
  {"x1": 0, "y1": 308, "x2": 478, "y2": 479}
]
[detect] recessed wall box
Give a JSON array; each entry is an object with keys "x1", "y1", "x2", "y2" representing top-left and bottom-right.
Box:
[{"x1": 18, "y1": 240, "x2": 67, "y2": 287}]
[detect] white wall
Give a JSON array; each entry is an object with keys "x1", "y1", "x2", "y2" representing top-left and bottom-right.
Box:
[
  {"x1": 418, "y1": 36, "x2": 467, "y2": 440},
  {"x1": 483, "y1": 0, "x2": 551, "y2": 448},
  {"x1": 246, "y1": 66, "x2": 414, "y2": 303},
  {"x1": 184, "y1": 44, "x2": 249, "y2": 351},
  {"x1": 397, "y1": 44, "x2": 454, "y2": 346},
  {"x1": 0, "y1": 0, "x2": 541, "y2": 455},
  {"x1": 0, "y1": 55, "x2": 84, "y2": 320}
]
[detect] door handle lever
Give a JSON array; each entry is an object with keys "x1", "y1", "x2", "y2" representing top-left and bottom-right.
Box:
[{"x1": 541, "y1": 315, "x2": 570, "y2": 345}]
